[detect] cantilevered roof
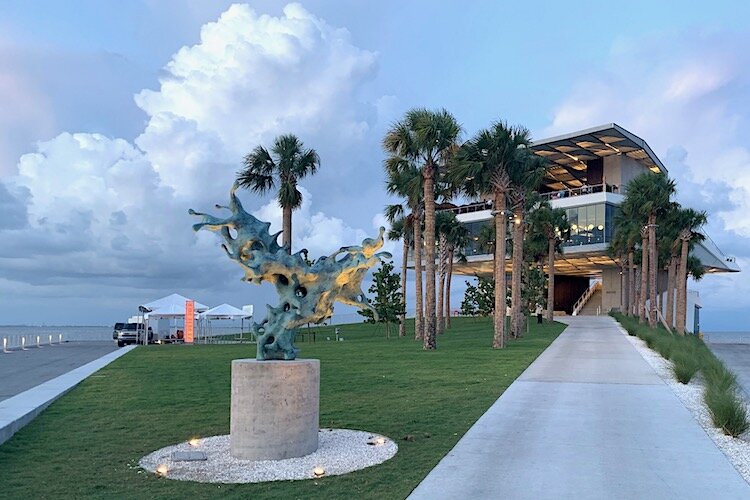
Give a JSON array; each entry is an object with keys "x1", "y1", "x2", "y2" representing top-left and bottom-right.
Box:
[{"x1": 531, "y1": 123, "x2": 667, "y2": 191}]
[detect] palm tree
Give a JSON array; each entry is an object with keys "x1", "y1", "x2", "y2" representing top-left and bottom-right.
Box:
[
  {"x1": 658, "y1": 202, "x2": 683, "y2": 328},
  {"x1": 386, "y1": 213, "x2": 412, "y2": 337},
  {"x1": 529, "y1": 204, "x2": 570, "y2": 321},
  {"x1": 611, "y1": 205, "x2": 641, "y2": 316},
  {"x1": 450, "y1": 121, "x2": 532, "y2": 348},
  {"x1": 444, "y1": 219, "x2": 469, "y2": 330},
  {"x1": 638, "y1": 226, "x2": 649, "y2": 323},
  {"x1": 435, "y1": 211, "x2": 454, "y2": 335},
  {"x1": 621, "y1": 173, "x2": 675, "y2": 326},
  {"x1": 508, "y1": 153, "x2": 546, "y2": 337},
  {"x1": 384, "y1": 108, "x2": 461, "y2": 350},
  {"x1": 385, "y1": 164, "x2": 424, "y2": 340},
  {"x1": 675, "y1": 209, "x2": 707, "y2": 334},
  {"x1": 236, "y1": 134, "x2": 320, "y2": 253}
]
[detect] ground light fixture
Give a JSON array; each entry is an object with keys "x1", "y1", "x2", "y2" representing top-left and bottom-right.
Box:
[
  {"x1": 367, "y1": 436, "x2": 386, "y2": 446},
  {"x1": 156, "y1": 464, "x2": 169, "y2": 476},
  {"x1": 188, "y1": 438, "x2": 201, "y2": 447},
  {"x1": 312, "y1": 466, "x2": 325, "y2": 477}
]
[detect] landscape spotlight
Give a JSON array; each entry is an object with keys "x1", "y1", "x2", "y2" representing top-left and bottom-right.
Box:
[
  {"x1": 189, "y1": 438, "x2": 201, "y2": 447},
  {"x1": 313, "y1": 466, "x2": 325, "y2": 477},
  {"x1": 156, "y1": 464, "x2": 169, "y2": 476}
]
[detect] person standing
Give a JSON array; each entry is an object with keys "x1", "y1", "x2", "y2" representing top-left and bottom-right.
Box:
[{"x1": 535, "y1": 303, "x2": 544, "y2": 324}]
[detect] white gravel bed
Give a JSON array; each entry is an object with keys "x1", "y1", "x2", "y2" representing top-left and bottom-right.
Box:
[
  {"x1": 139, "y1": 428, "x2": 397, "y2": 483},
  {"x1": 616, "y1": 324, "x2": 750, "y2": 483}
]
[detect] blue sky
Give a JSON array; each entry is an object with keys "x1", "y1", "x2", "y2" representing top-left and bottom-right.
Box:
[{"x1": 1, "y1": 1, "x2": 750, "y2": 329}]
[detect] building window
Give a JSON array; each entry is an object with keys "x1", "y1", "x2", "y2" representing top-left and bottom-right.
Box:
[
  {"x1": 462, "y1": 220, "x2": 494, "y2": 256},
  {"x1": 563, "y1": 203, "x2": 617, "y2": 246}
]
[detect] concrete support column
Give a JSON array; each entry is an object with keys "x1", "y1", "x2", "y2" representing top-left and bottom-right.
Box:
[
  {"x1": 230, "y1": 359, "x2": 319, "y2": 460},
  {"x1": 601, "y1": 268, "x2": 623, "y2": 313}
]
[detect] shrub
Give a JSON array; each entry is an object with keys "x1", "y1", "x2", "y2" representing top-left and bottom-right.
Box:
[
  {"x1": 653, "y1": 335, "x2": 675, "y2": 360},
  {"x1": 672, "y1": 348, "x2": 701, "y2": 384},
  {"x1": 704, "y1": 386, "x2": 750, "y2": 437},
  {"x1": 702, "y1": 358, "x2": 738, "y2": 393}
]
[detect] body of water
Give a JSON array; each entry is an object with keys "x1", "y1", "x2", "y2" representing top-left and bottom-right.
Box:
[{"x1": 702, "y1": 332, "x2": 750, "y2": 344}]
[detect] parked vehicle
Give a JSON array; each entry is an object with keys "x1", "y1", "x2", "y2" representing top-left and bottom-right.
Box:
[{"x1": 112, "y1": 322, "x2": 153, "y2": 347}]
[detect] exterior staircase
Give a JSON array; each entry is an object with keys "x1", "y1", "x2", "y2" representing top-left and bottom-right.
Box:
[
  {"x1": 578, "y1": 288, "x2": 603, "y2": 315},
  {"x1": 572, "y1": 281, "x2": 602, "y2": 316}
]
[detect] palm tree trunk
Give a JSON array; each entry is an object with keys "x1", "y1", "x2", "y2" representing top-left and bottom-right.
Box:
[
  {"x1": 282, "y1": 205, "x2": 293, "y2": 253},
  {"x1": 492, "y1": 190, "x2": 507, "y2": 349},
  {"x1": 546, "y1": 237, "x2": 555, "y2": 321},
  {"x1": 423, "y1": 169, "x2": 437, "y2": 350},
  {"x1": 639, "y1": 232, "x2": 648, "y2": 324},
  {"x1": 648, "y1": 214, "x2": 657, "y2": 327},
  {"x1": 446, "y1": 248, "x2": 454, "y2": 329},
  {"x1": 437, "y1": 233, "x2": 447, "y2": 335},
  {"x1": 627, "y1": 249, "x2": 635, "y2": 316},
  {"x1": 620, "y1": 258, "x2": 627, "y2": 313},
  {"x1": 634, "y1": 267, "x2": 640, "y2": 317},
  {"x1": 511, "y1": 206, "x2": 524, "y2": 338},
  {"x1": 413, "y1": 211, "x2": 423, "y2": 341},
  {"x1": 666, "y1": 253, "x2": 677, "y2": 328},
  {"x1": 399, "y1": 238, "x2": 408, "y2": 337},
  {"x1": 676, "y1": 232, "x2": 690, "y2": 335}
]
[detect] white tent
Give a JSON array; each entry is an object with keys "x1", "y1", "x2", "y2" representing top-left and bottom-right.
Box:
[
  {"x1": 141, "y1": 293, "x2": 208, "y2": 318},
  {"x1": 200, "y1": 303, "x2": 250, "y2": 320},
  {"x1": 137, "y1": 293, "x2": 209, "y2": 343}
]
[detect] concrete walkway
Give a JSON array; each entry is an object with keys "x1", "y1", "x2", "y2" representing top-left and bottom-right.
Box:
[
  {"x1": 409, "y1": 316, "x2": 750, "y2": 499},
  {"x1": 0, "y1": 345, "x2": 135, "y2": 445},
  {"x1": 0, "y1": 341, "x2": 119, "y2": 401}
]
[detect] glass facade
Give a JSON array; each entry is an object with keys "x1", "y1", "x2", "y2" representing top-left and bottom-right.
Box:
[
  {"x1": 562, "y1": 203, "x2": 616, "y2": 247},
  {"x1": 463, "y1": 220, "x2": 494, "y2": 256},
  {"x1": 455, "y1": 202, "x2": 618, "y2": 256}
]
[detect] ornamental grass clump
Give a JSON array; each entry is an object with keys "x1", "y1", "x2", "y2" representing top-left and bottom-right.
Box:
[
  {"x1": 704, "y1": 385, "x2": 750, "y2": 437},
  {"x1": 671, "y1": 347, "x2": 701, "y2": 384},
  {"x1": 652, "y1": 334, "x2": 675, "y2": 360}
]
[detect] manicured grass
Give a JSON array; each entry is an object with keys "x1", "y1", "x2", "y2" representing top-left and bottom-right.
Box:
[
  {"x1": 611, "y1": 312, "x2": 749, "y2": 437},
  {"x1": 0, "y1": 317, "x2": 564, "y2": 499}
]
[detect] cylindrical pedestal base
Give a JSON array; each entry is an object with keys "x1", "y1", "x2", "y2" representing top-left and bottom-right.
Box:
[{"x1": 230, "y1": 359, "x2": 319, "y2": 460}]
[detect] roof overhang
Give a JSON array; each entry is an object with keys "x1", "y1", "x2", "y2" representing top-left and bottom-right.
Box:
[{"x1": 531, "y1": 123, "x2": 667, "y2": 191}]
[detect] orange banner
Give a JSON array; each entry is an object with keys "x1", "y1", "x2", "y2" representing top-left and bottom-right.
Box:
[{"x1": 185, "y1": 300, "x2": 195, "y2": 343}]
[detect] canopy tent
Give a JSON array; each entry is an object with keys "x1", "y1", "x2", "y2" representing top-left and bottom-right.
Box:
[
  {"x1": 199, "y1": 303, "x2": 250, "y2": 320},
  {"x1": 140, "y1": 293, "x2": 208, "y2": 319},
  {"x1": 199, "y1": 303, "x2": 253, "y2": 341}
]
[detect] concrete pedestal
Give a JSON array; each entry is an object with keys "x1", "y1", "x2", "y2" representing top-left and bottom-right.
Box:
[{"x1": 230, "y1": 358, "x2": 319, "y2": 461}]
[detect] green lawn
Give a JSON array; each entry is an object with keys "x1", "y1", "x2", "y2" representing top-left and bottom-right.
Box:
[{"x1": 0, "y1": 317, "x2": 564, "y2": 500}]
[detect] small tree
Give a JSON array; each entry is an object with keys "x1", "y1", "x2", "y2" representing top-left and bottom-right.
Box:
[
  {"x1": 460, "y1": 277, "x2": 495, "y2": 318},
  {"x1": 357, "y1": 261, "x2": 405, "y2": 338}
]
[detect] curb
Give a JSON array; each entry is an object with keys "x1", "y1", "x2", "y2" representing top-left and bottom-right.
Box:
[{"x1": 0, "y1": 345, "x2": 136, "y2": 446}]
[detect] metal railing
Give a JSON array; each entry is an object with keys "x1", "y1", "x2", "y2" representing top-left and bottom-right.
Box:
[
  {"x1": 2, "y1": 333, "x2": 64, "y2": 352},
  {"x1": 439, "y1": 200, "x2": 493, "y2": 215},
  {"x1": 541, "y1": 183, "x2": 620, "y2": 201},
  {"x1": 572, "y1": 281, "x2": 602, "y2": 316}
]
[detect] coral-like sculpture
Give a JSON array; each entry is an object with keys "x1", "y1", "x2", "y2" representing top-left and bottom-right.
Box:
[{"x1": 189, "y1": 183, "x2": 391, "y2": 360}]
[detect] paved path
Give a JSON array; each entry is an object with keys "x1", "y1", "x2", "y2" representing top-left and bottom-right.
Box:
[
  {"x1": 0, "y1": 344, "x2": 134, "y2": 445},
  {"x1": 707, "y1": 343, "x2": 750, "y2": 399},
  {"x1": 0, "y1": 342, "x2": 118, "y2": 401},
  {"x1": 409, "y1": 316, "x2": 749, "y2": 500}
]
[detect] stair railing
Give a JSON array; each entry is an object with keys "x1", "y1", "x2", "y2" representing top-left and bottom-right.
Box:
[{"x1": 572, "y1": 281, "x2": 602, "y2": 316}]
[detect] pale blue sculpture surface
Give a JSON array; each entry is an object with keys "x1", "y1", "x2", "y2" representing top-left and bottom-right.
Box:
[{"x1": 190, "y1": 184, "x2": 391, "y2": 360}]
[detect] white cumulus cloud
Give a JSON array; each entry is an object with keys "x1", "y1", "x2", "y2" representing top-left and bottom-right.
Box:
[{"x1": 0, "y1": 3, "x2": 386, "y2": 322}]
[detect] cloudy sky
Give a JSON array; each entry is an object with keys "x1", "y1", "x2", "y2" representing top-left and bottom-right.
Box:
[{"x1": 1, "y1": 1, "x2": 749, "y2": 330}]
